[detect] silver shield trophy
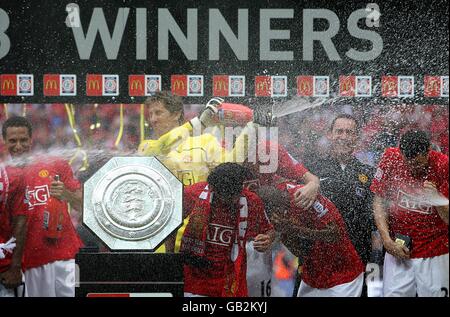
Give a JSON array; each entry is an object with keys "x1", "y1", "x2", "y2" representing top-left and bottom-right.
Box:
[{"x1": 83, "y1": 157, "x2": 183, "y2": 251}]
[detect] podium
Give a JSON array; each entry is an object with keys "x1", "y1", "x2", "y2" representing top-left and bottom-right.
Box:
[
  {"x1": 79, "y1": 157, "x2": 185, "y2": 297},
  {"x1": 75, "y1": 251, "x2": 183, "y2": 297}
]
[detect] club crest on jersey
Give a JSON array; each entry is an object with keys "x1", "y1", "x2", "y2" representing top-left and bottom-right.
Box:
[
  {"x1": 38, "y1": 170, "x2": 49, "y2": 178},
  {"x1": 358, "y1": 174, "x2": 368, "y2": 184},
  {"x1": 397, "y1": 190, "x2": 432, "y2": 214}
]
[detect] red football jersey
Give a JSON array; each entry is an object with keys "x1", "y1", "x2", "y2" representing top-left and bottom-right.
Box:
[
  {"x1": 370, "y1": 148, "x2": 449, "y2": 258},
  {"x1": 245, "y1": 141, "x2": 309, "y2": 188},
  {"x1": 0, "y1": 166, "x2": 31, "y2": 272},
  {"x1": 183, "y1": 182, "x2": 273, "y2": 296},
  {"x1": 280, "y1": 182, "x2": 365, "y2": 289},
  {"x1": 22, "y1": 158, "x2": 83, "y2": 270}
]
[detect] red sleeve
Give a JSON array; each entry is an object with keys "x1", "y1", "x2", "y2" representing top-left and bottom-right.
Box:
[
  {"x1": 246, "y1": 191, "x2": 273, "y2": 238},
  {"x1": 434, "y1": 152, "x2": 449, "y2": 198},
  {"x1": 183, "y1": 182, "x2": 207, "y2": 217},
  {"x1": 370, "y1": 148, "x2": 398, "y2": 197},
  {"x1": 56, "y1": 159, "x2": 80, "y2": 191},
  {"x1": 277, "y1": 144, "x2": 309, "y2": 181},
  {"x1": 6, "y1": 167, "x2": 32, "y2": 217},
  {"x1": 317, "y1": 197, "x2": 339, "y2": 226}
]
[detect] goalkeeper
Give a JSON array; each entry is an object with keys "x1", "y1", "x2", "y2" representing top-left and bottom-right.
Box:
[{"x1": 138, "y1": 91, "x2": 320, "y2": 252}]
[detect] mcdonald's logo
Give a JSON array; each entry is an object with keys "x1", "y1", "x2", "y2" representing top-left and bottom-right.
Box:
[
  {"x1": 45, "y1": 79, "x2": 58, "y2": 90},
  {"x1": 297, "y1": 76, "x2": 313, "y2": 96},
  {"x1": 213, "y1": 75, "x2": 229, "y2": 96},
  {"x1": 2, "y1": 79, "x2": 15, "y2": 90},
  {"x1": 86, "y1": 74, "x2": 103, "y2": 96},
  {"x1": 214, "y1": 79, "x2": 228, "y2": 91},
  {"x1": 43, "y1": 74, "x2": 60, "y2": 96},
  {"x1": 0, "y1": 74, "x2": 17, "y2": 96},
  {"x1": 173, "y1": 80, "x2": 185, "y2": 90},
  {"x1": 171, "y1": 75, "x2": 188, "y2": 96},
  {"x1": 256, "y1": 81, "x2": 269, "y2": 91},
  {"x1": 131, "y1": 80, "x2": 143, "y2": 90},
  {"x1": 128, "y1": 75, "x2": 146, "y2": 96},
  {"x1": 339, "y1": 76, "x2": 355, "y2": 96},
  {"x1": 424, "y1": 76, "x2": 441, "y2": 97},
  {"x1": 89, "y1": 80, "x2": 100, "y2": 90},
  {"x1": 255, "y1": 76, "x2": 271, "y2": 97},
  {"x1": 381, "y1": 76, "x2": 398, "y2": 97}
]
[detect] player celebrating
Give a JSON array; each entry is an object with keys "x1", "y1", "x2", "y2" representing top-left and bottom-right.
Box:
[
  {"x1": 2, "y1": 116, "x2": 83, "y2": 297},
  {"x1": 371, "y1": 130, "x2": 449, "y2": 297},
  {"x1": 181, "y1": 163, "x2": 274, "y2": 297},
  {"x1": 0, "y1": 161, "x2": 30, "y2": 297},
  {"x1": 258, "y1": 184, "x2": 365, "y2": 297}
]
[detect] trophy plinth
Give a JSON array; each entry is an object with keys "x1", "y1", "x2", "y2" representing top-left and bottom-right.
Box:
[{"x1": 76, "y1": 157, "x2": 184, "y2": 297}]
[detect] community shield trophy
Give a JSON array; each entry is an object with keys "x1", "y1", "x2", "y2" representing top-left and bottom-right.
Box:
[{"x1": 77, "y1": 156, "x2": 184, "y2": 297}]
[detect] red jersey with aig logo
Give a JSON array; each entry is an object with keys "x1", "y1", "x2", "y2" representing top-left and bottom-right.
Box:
[
  {"x1": 370, "y1": 148, "x2": 449, "y2": 258},
  {"x1": 183, "y1": 182, "x2": 273, "y2": 296},
  {"x1": 22, "y1": 158, "x2": 83, "y2": 270},
  {"x1": 279, "y1": 182, "x2": 364, "y2": 289},
  {"x1": 0, "y1": 166, "x2": 31, "y2": 273}
]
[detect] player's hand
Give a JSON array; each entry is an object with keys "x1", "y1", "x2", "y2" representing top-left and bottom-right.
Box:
[
  {"x1": 423, "y1": 181, "x2": 441, "y2": 199},
  {"x1": 384, "y1": 239, "x2": 410, "y2": 260},
  {"x1": 253, "y1": 234, "x2": 272, "y2": 252},
  {"x1": 196, "y1": 97, "x2": 222, "y2": 128},
  {"x1": 293, "y1": 182, "x2": 319, "y2": 209},
  {"x1": 0, "y1": 267, "x2": 22, "y2": 289},
  {"x1": 50, "y1": 177, "x2": 66, "y2": 201}
]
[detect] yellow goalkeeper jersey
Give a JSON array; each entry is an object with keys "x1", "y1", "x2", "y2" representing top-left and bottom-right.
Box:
[{"x1": 138, "y1": 122, "x2": 231, "y2": 252}]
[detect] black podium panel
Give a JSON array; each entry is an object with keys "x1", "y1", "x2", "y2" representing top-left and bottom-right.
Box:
[{"x1": 76, "y1": 252, "x2": 184, "y2": 297}]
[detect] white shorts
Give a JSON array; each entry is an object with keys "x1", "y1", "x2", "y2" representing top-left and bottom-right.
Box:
[
  {"x1": 383, "y1": 253, "x2": 449, "y2": 297},
  {"x1": 297, "y1": 272, "x2": 364, "y2": 297},
  {"x1": 24, "y1": 259, "x2": 76, "y2": 297},
  {"x1": 246, "y1": 240, "x2": 273, "y2": 297}
]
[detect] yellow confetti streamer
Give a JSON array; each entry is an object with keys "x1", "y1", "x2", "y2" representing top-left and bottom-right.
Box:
[
  {"x1": 114, "y1": 104, "x2": 124, "y2": 148},
  {"x1": 140, "y1": 103, "x2": 145, "y2": 143},
  {"x1": 65, "y1": 103, "x2": 89, "y2": 171}
]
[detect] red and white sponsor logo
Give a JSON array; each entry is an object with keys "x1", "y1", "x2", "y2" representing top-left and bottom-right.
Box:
[
  {"x1": 297, "y1": 76, "x2": 329, "y2": 97},
  {"x1": 339, "y1": 75, "x2": 372, "y2": 97},
  {"x1": 381, "y1": 76, "x2": 414, "y2": 97},
  {"x1": 213, "y1": 75, "x2": 245, "y2": 97},
  {"x1": 27, "y1": 185, "x2": 49, "y2": 206},
  {"x1": 129, "y1": 75, "x2": 161, "y2": 96},
  {"x1": 424, "y1": 76, "x2": 442, "y2": 97},
  {"x1": 206, "y1": 223, "x2": 234, "y2": 247},
  {"x1": 44, "y1": 74, "x2": 76, "y2": 96},
  {"x1": 171, "y1": 75, "x2": 204, "y2": 96},
  {"x1": 86, "y1": 74, "x2": 119, "y2": 96},
  {"x1": 0, "y1": 74, "x2": 34, "y2": 96},
  {"x1": 397, "y1": 190, "x2": 432, "y2": 214}
]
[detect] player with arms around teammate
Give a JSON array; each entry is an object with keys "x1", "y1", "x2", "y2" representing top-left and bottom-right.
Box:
[
  {"x1": 258, "y1": 184, "x2": 365, "y2": 297},
  {"x1": 181, "y1": 163, "x2": 274, "y2": 297},
  {"x1": 371, "y1": 130, "x2": 449, "y2": 297},
  {"x1": 2, "y1": 116, "x2": 83, "y2": 297}
]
